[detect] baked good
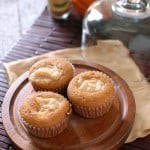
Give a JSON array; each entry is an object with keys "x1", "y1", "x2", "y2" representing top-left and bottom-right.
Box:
[
  {"x1": 19, "y1": 91, "x2": 72, "y2": 138},
  {"x1": 67, "y1": 71, "x2": 115, "y2": 118},
  {"x1": 29, "y1": 57, "x2": 74, "y2": 91}
]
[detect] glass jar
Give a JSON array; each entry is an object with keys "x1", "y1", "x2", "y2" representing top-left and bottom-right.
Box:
[
  {"x1": 82, "y1": 0, "x2": 150, "y2": 54},
  {"x1": 47, "y1": 0, "x2": 71, "y2": 19}
]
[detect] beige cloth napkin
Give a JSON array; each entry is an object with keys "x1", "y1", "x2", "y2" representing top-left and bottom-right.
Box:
[{"x1": 3, "y1": 40, "x2": 150, "y2": 143}]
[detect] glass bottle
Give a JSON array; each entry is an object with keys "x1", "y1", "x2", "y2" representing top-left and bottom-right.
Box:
[{"x1": 82, "y1": 0, "x2": 150, "y2": 54}]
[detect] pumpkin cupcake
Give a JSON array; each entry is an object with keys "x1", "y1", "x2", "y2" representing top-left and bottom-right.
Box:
[
  {"x1": 29, "y1": 57, "x2": 74, "y2": 91},
  {"x1": 67, "y1": 71, "x2": 115, "y2": 118},
  {"x1": 19, "y1": 91, "x2": 72, "y2": 138}
]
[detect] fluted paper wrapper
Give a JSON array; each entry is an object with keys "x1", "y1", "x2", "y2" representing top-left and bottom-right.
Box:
[
  {"x1": 73, "y1": 99, "x2": 112, "y2": 118},
  {"x1": 20, "y1": 116, "x2": 69, "y2": 138},
  {"x1": 3, "y1": 40, "x2": 150, "y2": 143}
]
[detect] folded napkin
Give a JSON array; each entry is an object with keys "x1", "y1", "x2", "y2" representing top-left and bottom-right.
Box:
[{"x1": 3, "y1": 40, "x2": 150, "y2": 143}]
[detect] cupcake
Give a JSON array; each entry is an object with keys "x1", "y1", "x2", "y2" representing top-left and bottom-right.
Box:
[
  {"x1": 67, "y1": 71, "x2": 115, "y2": 118},
  {"x1": 29, "y1": 57, "x2": 74, "y2": 91},
  {"x1": 19, "y1": 91, "x2": 72, "y2": 138}
]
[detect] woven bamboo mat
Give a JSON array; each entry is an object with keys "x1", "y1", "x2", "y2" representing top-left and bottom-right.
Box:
[{"x1": 0, "y1": 8, "x2": 149, "y2": 150}]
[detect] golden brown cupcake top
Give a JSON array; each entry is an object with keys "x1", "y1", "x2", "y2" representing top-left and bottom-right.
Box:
[
  {"x1": 78, "y1": 77, "x2": 105, "y2": 92},
  {"x1": 30, "y1": 65, "x2": 62, "y2": 82},
  {"x1": 19, "y1": 92, "x2": 71, "y2": 127},
  {"x1": 29, "y1": 57, "x2": 74, "y2": 91},
  {"x1": 33, "y1": 96, "x2": 62, "y2": 114},
  {"x1": 67, "y1": 71, "x2": 115, "y2": 107}
]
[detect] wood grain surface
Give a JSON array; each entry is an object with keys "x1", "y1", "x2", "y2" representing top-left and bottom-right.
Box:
[{"x1": 0, "y1": 3, "x2": 150, "y2": 150}]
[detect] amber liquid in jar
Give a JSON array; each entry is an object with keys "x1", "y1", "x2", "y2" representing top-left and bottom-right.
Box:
[{"x1": 47, "y1": 0, "x2": 71, "y2": 19}]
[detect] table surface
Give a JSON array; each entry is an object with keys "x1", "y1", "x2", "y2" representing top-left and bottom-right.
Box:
[
  {"x1": 0, "y1": 1, "x2": 150, "y2": 150},
  {"x1": 0, "y1": 0, "x2": 46, "y2": 59}
]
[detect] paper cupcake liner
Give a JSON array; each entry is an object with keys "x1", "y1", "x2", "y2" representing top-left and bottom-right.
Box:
[
  {"x1": 72, "y1": 99, "x2": 112, "y2": 118},
  {"x1": 20, "y1": 116, "x2": 70, "y2": 138},
  {"x1": 20, "y1": 106, "x2": 72, "y2": 138}
]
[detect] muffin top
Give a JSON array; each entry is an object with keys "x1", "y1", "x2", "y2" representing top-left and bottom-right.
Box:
[
  {"x1": 67, "y1": 71, "x2": 115, "y2": 107},
  {"x1": 19, "y1": 92, "x2": 71, "y2": 127},
  {"x1": 78, "y1": 77, "x2": 105, "y2": 92},
  {"x1": 29, "y1": 57, "x2": 74, "y2": 91}
]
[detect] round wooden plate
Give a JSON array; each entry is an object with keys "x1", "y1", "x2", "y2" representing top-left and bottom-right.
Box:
[{"x1": 2, "y1": 60, "x2": 135, "y2": 150}]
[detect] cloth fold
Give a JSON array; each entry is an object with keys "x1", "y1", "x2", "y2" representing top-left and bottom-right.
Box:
[{"x1": 3, "y1": 40, "x2": 150, "y2": 143}]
